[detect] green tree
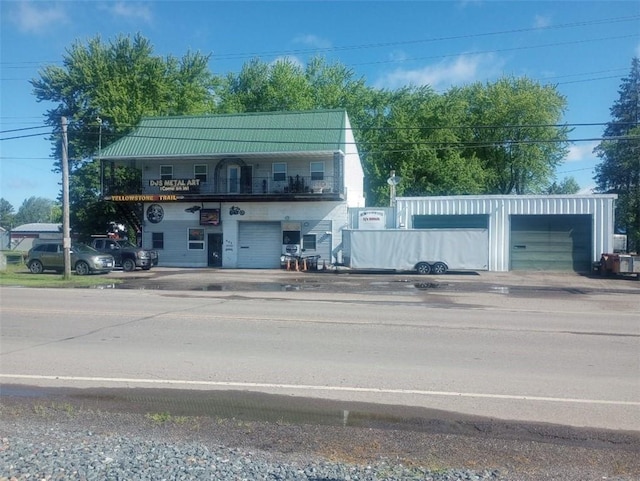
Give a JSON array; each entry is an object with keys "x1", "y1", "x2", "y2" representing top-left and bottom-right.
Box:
[
  {"x1": 0, "y1": 198, "x2": 16, "y2": 229},
  {"x1": 546, "y1": 177, "x2": 581, "y2": 194},
  {"x1": 363, "y1": 86, "x2": 486, "y2": 204},
  {"x1": 594, "y1": 58, "x2": 640, "y2": 252},
  {"x1": 13, "y1": 197, "x2": 59, "y2": 225},
  {"x1": 461, "y1": 77, "x2": 569, "y2": 194},
  {"x1": 31, "y1": 33, "x2": 216, "y2": 238}
]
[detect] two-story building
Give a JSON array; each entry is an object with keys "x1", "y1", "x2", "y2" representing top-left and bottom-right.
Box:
[{"x1": 99, "y1": 109, "x2": 365, "y2": 268}]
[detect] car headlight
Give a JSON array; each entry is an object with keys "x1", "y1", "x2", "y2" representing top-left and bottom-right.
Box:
[{"x1": 137, "y1": 251, "x2": 150, "y2": 259}]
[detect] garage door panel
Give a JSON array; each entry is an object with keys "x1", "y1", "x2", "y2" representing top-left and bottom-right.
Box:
[
  {"x1": 511, "y1": 215, "x2": 591, "y2": 272},
  {"x1": 238, "y1": 222, "x2": 281, "y2": 269}
]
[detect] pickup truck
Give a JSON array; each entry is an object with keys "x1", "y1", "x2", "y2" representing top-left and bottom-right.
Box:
[{"x1": 90, "y1": 237, "x2": 158, "y2": 271}]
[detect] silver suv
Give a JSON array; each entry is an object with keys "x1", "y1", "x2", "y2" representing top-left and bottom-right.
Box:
[{"x1": 27, "y1": 243, "x2": 115, "y2": 275}]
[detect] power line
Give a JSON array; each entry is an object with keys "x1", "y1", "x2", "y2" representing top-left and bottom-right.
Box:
[
  {"x1": 213, "y1": 15, "x2": 640, "y2": 60},
  {"x1": 2, "y1": 14, "x2": 637, "y2": 69},
  {"x1": 349, "y1": 34, "x2": 637, "y2": 69},
  {"x1": 0, "y1": 125, "x2": 53, "y2": 134},
  {"x1": 2, "y1": 120, "x2": 638, "y2": 142}
]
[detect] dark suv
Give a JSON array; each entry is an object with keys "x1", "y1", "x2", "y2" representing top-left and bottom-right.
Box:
[
  {"x1": 90, "y1": 238, "x2": 158, "y2": 271},
  {"x1": 27, "y1": 243, "x2": 115, "y2": 275}
]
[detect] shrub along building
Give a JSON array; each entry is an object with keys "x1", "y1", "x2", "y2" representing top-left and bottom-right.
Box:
[{"x1": 98, "y1": 109, "x2": 365, "y2": 268}]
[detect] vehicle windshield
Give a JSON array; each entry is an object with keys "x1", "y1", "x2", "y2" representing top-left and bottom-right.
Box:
[{"x1": 116, "y1": 240, "x2": 139, "y2": 248}]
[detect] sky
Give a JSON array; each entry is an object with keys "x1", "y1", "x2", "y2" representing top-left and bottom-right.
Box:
[{"x1": 1, "y1": 0, "x2": 639, "y2": 210}]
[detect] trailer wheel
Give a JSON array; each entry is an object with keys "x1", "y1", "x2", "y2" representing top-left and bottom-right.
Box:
[
  {"x1": 415, "y1": 262, "x2": 431, "y2": 275},
  {"x1": 432, "y1": 262, "x2": 448, "y2": 274}
]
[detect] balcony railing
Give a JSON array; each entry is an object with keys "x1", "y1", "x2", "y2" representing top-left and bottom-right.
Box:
[{"x1": 103, "y1": 174, "x2": 342, "y2": 199}]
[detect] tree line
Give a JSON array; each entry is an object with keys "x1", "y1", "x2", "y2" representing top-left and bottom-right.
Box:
[{"x1": 2, "y1": 34, "x2": 638, "y2": 250}]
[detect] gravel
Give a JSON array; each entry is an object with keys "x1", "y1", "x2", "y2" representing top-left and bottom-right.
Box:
[
  {"x1": 1, "y1": 426, "x2": 501, "y2": 481},
  {"x1": 1, "y1": 397, "x2": 638, "y2": 481}
]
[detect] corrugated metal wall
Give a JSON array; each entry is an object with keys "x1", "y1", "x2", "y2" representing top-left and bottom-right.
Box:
[{"x1": 393, "y1": 195, "x2": 616, "y2": 272}]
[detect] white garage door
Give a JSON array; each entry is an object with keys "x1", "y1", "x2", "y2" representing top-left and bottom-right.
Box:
[{"x1": 238, "y1": 222, "x2": 282, "y2": 268}]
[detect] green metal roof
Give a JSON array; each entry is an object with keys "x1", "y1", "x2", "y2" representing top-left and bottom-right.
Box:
[{"x1": 99, "y1": 109, "x2": 348, "y2": 159}]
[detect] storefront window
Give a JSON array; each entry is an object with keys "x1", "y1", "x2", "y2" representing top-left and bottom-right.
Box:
[{"x1": 188, "y1": 228, "x2": 205, "y2": 250}]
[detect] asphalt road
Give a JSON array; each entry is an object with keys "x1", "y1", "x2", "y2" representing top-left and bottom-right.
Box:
[{"x1": 1, "y1": 268, "x2": 639, "y2": 432}]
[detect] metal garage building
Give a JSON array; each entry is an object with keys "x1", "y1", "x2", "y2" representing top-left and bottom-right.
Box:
[{"x1": 351, "y1": 195, "x2": 617, "y2": 272}]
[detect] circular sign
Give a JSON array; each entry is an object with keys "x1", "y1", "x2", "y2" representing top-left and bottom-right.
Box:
[{"x1": 146, "y1": 204, "x2": 164, "y2": 224}]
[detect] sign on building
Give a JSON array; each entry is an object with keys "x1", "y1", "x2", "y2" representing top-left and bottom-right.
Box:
[{"x1": 358, "y1": 210, "x2": 386, "y2": 230}]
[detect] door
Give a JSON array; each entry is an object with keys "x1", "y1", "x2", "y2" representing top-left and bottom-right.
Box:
[
  {"x1": 44, "y1": 243, "x2": 63, "y2": 270},
  {"x1": 238, "y1": 222, "x2": 282, "y2": 268},
  {"x1": 228, "y1": 166, "x2": 240, "y2": 193},
  {"x1": 208, "y1": 233, "x2": 223, "y2": 267},
  {"x1": 510, "y1": 214, "x2": 592, "y2": 271},
  {"x1": 240, "y1": 166, "x2": 253, "y2": 193}
]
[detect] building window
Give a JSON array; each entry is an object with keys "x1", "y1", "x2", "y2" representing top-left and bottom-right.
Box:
[
  {"x1": 152, "y1": 232, "x2": 164, "y2": 249},
  {"x1": 228, "y1": 166, "x2": 240, "y2": 193},
  {"x1": 273, "y1": 163, "x2": 286, "y2": 182},
  {"x1": 160, "y1": 165, "x2": 173, "y2": 181},
  {"x1": 188, "y1": 228, "x2": 205, "y2": 250},
  {"x1": 303, "y1": 234, "x2": 316, "y2": 250},
  {"x1": 194, "y1": 165, "x2": 207, "y2": 182},
  {"x1": 310, "y1": 161, "x2": 324, "y2": 181}
]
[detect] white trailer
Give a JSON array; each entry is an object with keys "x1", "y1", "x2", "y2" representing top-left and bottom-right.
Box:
[{"x1": 342, "y1": 229, "x2": 489, "y2": 274}]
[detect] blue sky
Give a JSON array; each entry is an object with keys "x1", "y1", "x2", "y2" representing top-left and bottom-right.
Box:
[{"x1": 1, "y1": 0, "x2": 639, "y2": 209}]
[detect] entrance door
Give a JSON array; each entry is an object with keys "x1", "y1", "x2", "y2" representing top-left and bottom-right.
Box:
[{"x1": 207, "y1": 233, "x2": 223, "y2": 267}]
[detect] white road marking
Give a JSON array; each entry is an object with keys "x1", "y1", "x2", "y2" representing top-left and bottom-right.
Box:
[{"x1": 1, "y1": 373, "x2": 638, "y2": 407}]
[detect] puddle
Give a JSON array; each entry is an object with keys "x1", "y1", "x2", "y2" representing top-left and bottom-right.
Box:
[
  {"x1": 90, "y1": 283, "x2": 117, "y2": 289},
  {"x1": 490, "y1": 286, "x2": 510, "y2": 294},
  {"x1": 193, "y1": 284, "x2": 224, "y2": 291},
  {"x1": 413, "y1": 282, "x2": 441, "y2": 290}
]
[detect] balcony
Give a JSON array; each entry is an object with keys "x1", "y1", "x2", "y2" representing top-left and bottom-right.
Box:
[{"x1": 102, "y1": 172, "x2": 344, "y2": 203}]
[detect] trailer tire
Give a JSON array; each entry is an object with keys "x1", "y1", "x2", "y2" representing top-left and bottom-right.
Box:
[
  {"x1": 415, "y1": 262, "x2": 431, "y2": 275},
  {"x1": 432, "y1": 262, "x2": 448, "y2": 275}
]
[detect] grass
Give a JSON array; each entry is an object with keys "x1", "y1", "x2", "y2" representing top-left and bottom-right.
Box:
[
  {"x1": 0, "y1": 260, "x2": 121, "y2": 288},
  {"x1": 145, "y1": 411, "x2": 190, "y2": 425}
]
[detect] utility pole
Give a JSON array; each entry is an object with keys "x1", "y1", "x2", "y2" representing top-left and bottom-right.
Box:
[{"x1": 61, "y1": 116, "x2": 71, "y2": 279}]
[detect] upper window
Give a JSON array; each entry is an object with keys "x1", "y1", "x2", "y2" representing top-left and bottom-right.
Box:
[
  {"x1": 273, "y1": 163, "x2": 286, "y2": 182},
  {"x1": 310, "y1": 161, "x2": 324, "y2": 181},
  {"x1": 160, "y1": 165, "x2": 173, "y2": 181},
  {"x1": 194, "y1": 165, "x2": 207, "y2": 182}
]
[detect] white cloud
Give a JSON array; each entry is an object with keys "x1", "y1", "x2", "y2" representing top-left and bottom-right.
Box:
[
  {"x1": 578, "y1": 184, "x2": 596, "y2": 195},
  {"x1": 106, "y1": 2, "x2": 152, "y2": 23},
  {"x1": 270, "y1": 55, "x2": 304, "y2": 69},
  {"x1": 10, "y1": 0, "x2": 68, "y2": 34},
  {"x1": 374, "y1": 53, "x2": 504, "y2": 91},
  {"x1": 564, "y1": 142, "x2": 599, "y2": 162},
  {"x1": 533, "y1": 14, "x2": 551, "y2": 29},
  {"x1": 293, "y1": 34, "x2": 331, "y2": 50}
]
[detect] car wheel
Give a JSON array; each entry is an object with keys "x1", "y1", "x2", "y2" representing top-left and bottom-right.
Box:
[
  {"x1": 415, "y1": 262, "x2": 431, "y2": 275},
  {"x1": 122, "y1": 258, "x2": 136, "y2": 272},
  {"x1": 432, "y1": 262, "x2": 448, "y2": 274},
  {"x1": 75, "y1": 261, "x2": 90, "y2": 276},
  {"x1": 29, "y1": 260, "x2": 44, "y2": 274}
]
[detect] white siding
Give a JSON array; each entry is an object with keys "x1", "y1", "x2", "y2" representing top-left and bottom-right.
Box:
[
  {"x1": 392, "y1": 195, "x2": 616, "y2": 272},
  {"x1": 342, "y1": 113, "x2": 365, "y2": 208},
  {"x1": 144, "y1": 200, "x2": 348, "y2": 267}
]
